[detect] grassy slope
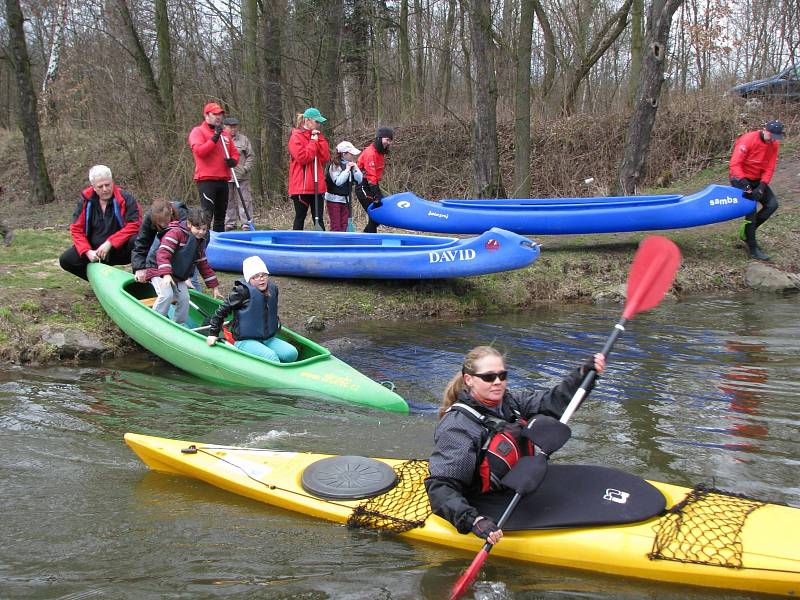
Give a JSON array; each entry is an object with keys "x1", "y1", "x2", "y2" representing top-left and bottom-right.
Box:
[{"x1": 0, "y1": 140, "x2": 798, "y2": 364}]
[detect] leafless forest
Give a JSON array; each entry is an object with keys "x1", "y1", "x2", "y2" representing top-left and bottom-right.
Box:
[{"x1": 1, "y1": 0, "x2": 797, "y2": 205}]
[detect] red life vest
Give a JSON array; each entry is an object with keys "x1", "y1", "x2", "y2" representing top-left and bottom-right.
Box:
[{"x1": 448, "y1": 403, "x2": 536, "y2": 493}]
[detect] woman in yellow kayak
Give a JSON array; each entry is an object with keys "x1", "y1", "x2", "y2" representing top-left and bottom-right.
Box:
[
  {"x1": 206, "y1": 256, "x2": 298, "y2": 362},
  {"x1": 425, "y1": 345, "x2": 605, "y2": 545}
]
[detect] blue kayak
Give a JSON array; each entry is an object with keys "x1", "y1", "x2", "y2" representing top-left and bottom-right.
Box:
[
  {"x1": 368, "y1": 184, "x2": 756, "y2": 235},
  {"x1": 206, "y1": 228, "x2": 539, "y2": 279}
]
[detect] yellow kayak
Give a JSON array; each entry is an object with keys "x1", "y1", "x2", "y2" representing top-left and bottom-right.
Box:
[{"x1": 125, "y1": 432, "x2": 800, "y2": 596}]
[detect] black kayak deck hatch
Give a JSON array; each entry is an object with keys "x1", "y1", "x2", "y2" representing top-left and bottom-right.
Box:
[{"x1": 301, "y1": 455, "x2": 398, "y2": 500}]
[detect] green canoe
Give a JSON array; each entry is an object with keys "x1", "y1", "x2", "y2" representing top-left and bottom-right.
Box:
[{"x1": 87, "y1": 263, "x2": 408, "y2": 413}]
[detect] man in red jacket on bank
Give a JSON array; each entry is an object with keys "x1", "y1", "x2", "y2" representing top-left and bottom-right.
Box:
[
  {"x1": 188, "y1": 102, "x2": 239, "y2": 232},
  {"x1": 59, "y1": 164, "x2": 141, "y2": 280},
  {"x1": 729, "y1": 120, "x2": 785, "y2": 261}
]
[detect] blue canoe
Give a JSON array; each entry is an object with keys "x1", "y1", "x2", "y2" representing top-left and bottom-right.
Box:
[
  {"x1": 368, "y1": 184, "x2": 757, "y2": 235},
  {"x1": 206, "y1": 228, "x2": 539, "y2": 279}
]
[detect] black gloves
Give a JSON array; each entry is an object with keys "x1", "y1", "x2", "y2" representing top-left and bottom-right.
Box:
[
  {"x1": 752, "y1": 182, "x2": 767, "y2": 201},
  {"x1": 211, "y1": 124, "x2": 223, "y2": 143},
  {"x1": 471, "y1": 516, "x2": 500, "y2": 540},
  {"x1": 582, "y1": 356, "x2": 599, "y2": 376},
  {"x1": 225, "y1": 157, "x2": 237, "y2": 168}
]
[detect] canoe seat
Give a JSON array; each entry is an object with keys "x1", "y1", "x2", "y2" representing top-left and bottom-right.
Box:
[
  {"x1": 381, "y1": 239, "x2": 402, "y2": 247},
  {"x1": 140, "y1": 297, "x2": 157, "y2": 307}
]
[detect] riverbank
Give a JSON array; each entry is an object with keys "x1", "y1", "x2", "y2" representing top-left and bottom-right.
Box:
[{"x1": 1, "y1": 144, "x2": 799, "y2": 364}]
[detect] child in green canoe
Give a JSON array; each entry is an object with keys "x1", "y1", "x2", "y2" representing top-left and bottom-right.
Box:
[{"x1": 206, "y1": 256, "x2": 298, "y2": 363}]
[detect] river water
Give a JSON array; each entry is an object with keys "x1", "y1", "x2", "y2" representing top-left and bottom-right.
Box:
[{"x1": 1, "y1": 294, "x2": 798, "y2": 599}]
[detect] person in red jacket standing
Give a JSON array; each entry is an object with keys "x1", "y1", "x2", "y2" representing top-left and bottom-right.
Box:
[
  {"x1": 356, "y1": 126, "x2": 393, "y2": 233},
  {"x1": 729, "y1": 120, "x2": 785, "y2": 261},
  {"x1": 59, "y1": 164, "x2": 141, "y2": 280},
  {"x1": 288, "y1": 108, "x2": 330, "y2": 230},
  {"x1": 188, "y1": 102, "x2": 239, "y2": 232}
]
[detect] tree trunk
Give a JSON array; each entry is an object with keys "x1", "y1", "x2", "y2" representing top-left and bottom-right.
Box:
[
  {"x1": 399, "y1": 0, "x2": 414, "y2": 117},
  {"x1": 436, "y1": 0, "x2": 457, "y2": 114},
  {"x1": 561, "y1": 0, "x2": 633, "y2": 115},
  {"x1": 262, "y1": 0, "x2": 285, "y2": 199},
  {"x1": 41, "y1": 0, "x2": 67, "y2": 124},
  {"x1": 458, "y1": 0, "x2": 473, "y2": 113},
  {"x1": 617, "y1": 0, "x2": 684, "y2": 195},
  {"x1": 243, "y1": 0, "x2": 263, "y2": 197},
  {"x1": 318, "y1": 0, "x2": 344, "y2": 133},
  {"x1": 628, "y1": 0, "x2": 644, "y2": 104},
  {"x1": 6, "y1": 0, "x2": 55, "y2": 205},
  {"x1": 512, "y1": 0, "x2": 534, "y2": 198},
  {"x1": 115, "y1": 0, "x2": 171, "y2": 140},
  {"x1": 530, "y1": 0, "x2": 556, "y2": 98},
  {"x1": 154, "y1": 0, "x2": 176, "y2": 136},
  {"x1": 468, "y1": 0, "x2": 505, "y2": 198},
  {"x1": 414, "y1": 0, "x2": 425, "y2": 106}
]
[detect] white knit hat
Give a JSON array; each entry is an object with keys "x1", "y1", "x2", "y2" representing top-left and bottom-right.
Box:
[{"x1": 242, "y1": 255, "x2": 269, "y2": 282}]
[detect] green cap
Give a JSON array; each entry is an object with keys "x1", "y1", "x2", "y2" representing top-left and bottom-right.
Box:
[{"x1": 302, "y1": 107, "x2": 327, "y2": 123}]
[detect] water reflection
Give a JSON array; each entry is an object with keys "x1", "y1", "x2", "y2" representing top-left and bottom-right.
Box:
[{"x1": 1, "y1": 294, "x2": 799, "y2": 599}]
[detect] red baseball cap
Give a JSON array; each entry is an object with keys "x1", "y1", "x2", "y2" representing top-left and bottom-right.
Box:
[{"x1": 204, "y1": 102, "x2": 224, "y2": 115}]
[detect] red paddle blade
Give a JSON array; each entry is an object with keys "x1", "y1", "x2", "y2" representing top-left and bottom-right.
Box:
[
  {"x1": 623, "y1": 236, "x2": 681, "y2": 320},
  {"x1": 449, "y1": 548, "x2": 489, "y2": 600}
]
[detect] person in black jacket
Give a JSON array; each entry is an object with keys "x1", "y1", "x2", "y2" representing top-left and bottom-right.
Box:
[
  {"x1": 131, "y1": 198, "x2": 189, "y2": 282},
  {"x1": 425, "y1": 345, "x2": 605, "y2": 545},
  {"x1": 206, "y1": 256, "x2": 298, "y2": 363}
]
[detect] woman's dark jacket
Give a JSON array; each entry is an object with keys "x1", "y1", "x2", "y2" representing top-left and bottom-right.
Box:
[{"x1": 425, "y1": 367, "x2": 584, "y2": 534}]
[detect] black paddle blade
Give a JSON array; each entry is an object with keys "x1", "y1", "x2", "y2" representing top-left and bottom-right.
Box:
[
  {"x1": 499, "y1": 454, "x2": 548, "y2": 496},
  {"x1": 521, "y1": 415, "x2": 572, "y2": 455}
]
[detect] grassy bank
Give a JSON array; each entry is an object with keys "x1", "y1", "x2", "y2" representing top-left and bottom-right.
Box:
[
  {"x1": 1, "y1": 120, "x2": 798, "y2": 364},
  {"x1": 3, "y1": 157, "x2": 799, "y2": 365}
]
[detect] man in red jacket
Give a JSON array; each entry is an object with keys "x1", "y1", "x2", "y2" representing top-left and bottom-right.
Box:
[
  {"x1": 188, "y1": 102, "x2": 239, "y2": 232},
  {"x1": 356, "y1": 126, "x2": 393, "y2": 233},
  {"x1": 729, "y1": 120, "x2": 785, "y2": 261},
  {"x1": 59, "y1": 165, "x2": 142, "y2": 280}
]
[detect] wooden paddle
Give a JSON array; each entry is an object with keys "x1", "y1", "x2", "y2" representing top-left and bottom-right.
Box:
[
  {"x1": 312, "y1": 156, "x2": 324, "y2": 231},
  {"x1": 448, "y1": 235, "x2": 682, "y2": 600}
]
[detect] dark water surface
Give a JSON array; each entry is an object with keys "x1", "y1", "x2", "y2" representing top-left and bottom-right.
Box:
[{"x1": 2, "y1": 294, "x2": 798, "y2": 599}]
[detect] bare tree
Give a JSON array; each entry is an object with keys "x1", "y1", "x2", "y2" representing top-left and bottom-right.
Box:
[
  {"x1": 5, "y1": 0, "x2": 55, "y2": 204},
  {"x1": 113, "y1": 0, "x2": 175, "y2": 140},
  {"x1": 560, "y1": 0, "x2": 634, "y2": 115},
  {"x1": 262, "y1": 0, "x2": 285, "y2": 200},
  {"x1": 531, "y1": 0, "x2": 557, "y2": 99},
  {"x1": 468, "y1": 0, "x2": 505, "y2": 198},
  {"x1": 318, "y1": 0, "x2": 344, "y2": 132},
  {"x1": 617, "y1": 0, "x2": 684, "y2": 194},
  {"x1": 512, "y1": 0, "x2": 534, "y2": 197},
  {"x1": 154, "y1": 0, "x2": 175, "y2": 132},
  {"x1": 242, "y1": 0, "x2": 263, "y2": 197}
]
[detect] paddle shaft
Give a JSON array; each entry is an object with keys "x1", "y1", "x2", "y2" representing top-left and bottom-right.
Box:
[
  {"x1": 450, "y1": 237, "x2": 681, "y2": 600},
  {"x1": 560, "y1": 318, "x2": 626, "y2": 423},
  {"x1": 313, "y1": 156, "x2": 323, "y2": 230},
  {"x1": 220, "y1": 134, "x2": 254, "y2": 229}
]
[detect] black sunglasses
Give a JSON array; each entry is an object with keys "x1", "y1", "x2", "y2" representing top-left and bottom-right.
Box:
[{"x1": 465, "y1": 370, "x2": 508, "y2": 383}]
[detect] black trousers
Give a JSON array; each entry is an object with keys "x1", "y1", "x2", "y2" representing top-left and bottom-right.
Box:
[
  {"x1": 197, "y1": 180, "x2": 229, "y2": 232},
  {"x1": 59, "y1": 237, "x2": 136, "y2": 281},
  {"x1": 731, "y1": 178, "x2": 779, "y2": 246},
  {"x1": 354, "y1": 183, "x2": 382, "y2": 234},
  {"x1": 291, "y1": 194, "x2": 325, "y2": 231}
]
